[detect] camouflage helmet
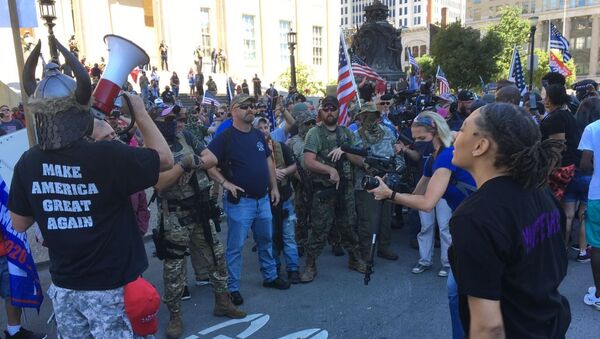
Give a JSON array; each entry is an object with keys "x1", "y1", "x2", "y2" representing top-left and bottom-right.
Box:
[{"x1": 22, "y1": 37, "x2": 93, "y2": 150}]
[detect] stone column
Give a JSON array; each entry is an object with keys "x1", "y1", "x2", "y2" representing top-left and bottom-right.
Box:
[{"x1": 590, "y1": 15, "x2": 600, "y2": 76}]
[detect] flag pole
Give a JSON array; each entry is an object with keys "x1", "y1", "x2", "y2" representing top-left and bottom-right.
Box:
[
  {"x1": 507, "y1": 46, "x2": 517, "y2": 82},
  {"x1": 340, "y1": 31, "x2": 361, "y2": 109}
]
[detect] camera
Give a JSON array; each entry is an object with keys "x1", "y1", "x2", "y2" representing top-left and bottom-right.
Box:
[{"x1": 362, "y1": 173, "x2": 404, "y2": 192}]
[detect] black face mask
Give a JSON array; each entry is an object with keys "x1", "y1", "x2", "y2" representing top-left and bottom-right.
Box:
[
  {"x1": 156, "y1": 120, "x2": 177, "y2": 144},
  {"x1": 413, "y1": 140, "x2": 434, "y2": 155}
]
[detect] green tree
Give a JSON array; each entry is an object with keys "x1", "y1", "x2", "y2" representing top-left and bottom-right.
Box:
[
  {"x1": 416, "y1": 55, "x2": 436, "y2": 79},
  {"x1": 487, "y1": 6, "x2": 531, "y2": 79},
  {"x1": 524, "y1": 48, "x2": 577, "y2": 90},
  {"x1": 278, "y1": 63, "x2": 326, "y2": 96},
  {"x1": 430, "y1": 22, "x2": 503, "y2": 90}
]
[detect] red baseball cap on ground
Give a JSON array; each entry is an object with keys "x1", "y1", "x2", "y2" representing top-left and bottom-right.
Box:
[{"x1": 124, "y1": 277, "x2": 160, "y2": 335}]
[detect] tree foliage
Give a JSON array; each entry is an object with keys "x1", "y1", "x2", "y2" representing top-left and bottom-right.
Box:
[
  {"x1": 487, "y1": 6, "x2": 531, "y2": 80},
  {"x1": 416, "y1": 55, "x2": 436, "y2": 79},
  {"x1": 278, "y1": 63, "x2": 326, "y2": 96},
  {"x1": 430, "y1": 22, "x2": 503, "y2": 90}
]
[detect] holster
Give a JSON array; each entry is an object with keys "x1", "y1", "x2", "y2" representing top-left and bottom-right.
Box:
[{"x1": 152, "y1": 199, "x2": 189, "y2": 261}]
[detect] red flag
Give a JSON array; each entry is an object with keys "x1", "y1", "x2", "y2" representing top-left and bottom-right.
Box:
[
  {"x1": 549, "y1": 51, "x2": 572, "y2": 78},
  {"x1": 130, "y1": 68, "x2": 140, "y2": 84}
]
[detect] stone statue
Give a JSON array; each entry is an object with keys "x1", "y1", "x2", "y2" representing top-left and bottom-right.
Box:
[{"x1": 351, "y1": 0, "x2": 404, "y2": 81}]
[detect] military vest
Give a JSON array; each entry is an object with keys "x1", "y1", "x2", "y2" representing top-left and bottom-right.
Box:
[
  {"x1": 271, "y1": 140, "x2": 288, "y2": 187},
  {"x1": 159, "y1": 132, "x2": 211, "y2": 201},
  {"x1": 313, "y1": 124, "x2": 353, "y2": 186}
]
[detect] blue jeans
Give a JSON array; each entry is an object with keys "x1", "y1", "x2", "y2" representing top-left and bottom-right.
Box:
[
  {"x1": 448, "y1": 270, "x2": 464, "y2": 339},
  {"x1": 223, "y1": 194, "x2": 278, "y2": 292},
  {"x1": 273, "y1": 198, "x2": 299, "y2": 272}
]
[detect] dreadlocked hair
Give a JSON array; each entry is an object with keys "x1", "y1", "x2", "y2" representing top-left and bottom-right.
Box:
[{"x1": 475, "y1": 103, "x2": 565, "y2": 189}]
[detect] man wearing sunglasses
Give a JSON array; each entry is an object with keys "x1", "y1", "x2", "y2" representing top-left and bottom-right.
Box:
[
  {"x1": 0, "y1": 105, "x2": 24, "y2": 135},
  {"x1": 206, "y1": 94, "x2": 290, "y2": 306},
  {"x1": 300, "y1": 96, "x2": 367, "y2": 283},
  {"x1": 376, "y1": 94, "x2": 399, "y2": 139}
]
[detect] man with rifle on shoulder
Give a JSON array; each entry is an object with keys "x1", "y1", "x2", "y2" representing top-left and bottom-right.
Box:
[
  {"x1": 300, "y1": 96, "x2": 367, "y2": 283},
  {"x1": 151, "y1": 106, "x2": 245, "y2": 339}
]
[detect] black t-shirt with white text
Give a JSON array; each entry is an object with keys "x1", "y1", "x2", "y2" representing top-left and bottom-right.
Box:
[
  {"x1": 9, "y1": 139, "x2": 160, "y2": 290},
  {"x1": 449, "y1": 176, "x2": 570, "y2": 339}
]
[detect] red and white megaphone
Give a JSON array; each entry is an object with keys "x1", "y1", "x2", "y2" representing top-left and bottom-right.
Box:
[{"x1": 91, "y1": 34, "x2": 149, "y2": 117}]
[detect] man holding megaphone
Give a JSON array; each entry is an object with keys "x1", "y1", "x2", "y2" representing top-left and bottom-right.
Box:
[{"x1": 7, "y1": 35, "x2": 178, "y2": 338}]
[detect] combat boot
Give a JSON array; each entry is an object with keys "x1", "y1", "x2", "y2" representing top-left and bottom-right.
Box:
[
  {"x1": 166, "y1": 311, "x2": 183, "y2": 339},
  {"x1": 300, "y1": 256, "x2": 317, "y2": 283},
  {"x1": 214, "y1": 292, "x2": 246, "y2": 319},
  {"x1": 348, "y1": 250, "x2": 368, "y2": 273}
]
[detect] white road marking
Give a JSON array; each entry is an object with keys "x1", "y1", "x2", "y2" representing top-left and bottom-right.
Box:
[{"x1": 237, "y1": 314, "x2": 269, "y2": 338}]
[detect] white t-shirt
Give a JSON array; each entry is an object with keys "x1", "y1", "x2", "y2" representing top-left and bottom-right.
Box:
[{"x1": 578, "y1": 120, "x2": 600, "y2": 199}]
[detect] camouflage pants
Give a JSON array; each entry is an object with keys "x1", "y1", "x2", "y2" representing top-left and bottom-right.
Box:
[
  {"x1": 47, "y1": 284, "x2": 151, "y2": 339},
  {"x1": 305, "y1": 186, "x2": 359, "y2": 259},
  {"x1": 162, "y1": 209, "x2": 227, "y2": 313},
  {"x1": 294, "y1": 189, "x2": 310, "y2": 250}
]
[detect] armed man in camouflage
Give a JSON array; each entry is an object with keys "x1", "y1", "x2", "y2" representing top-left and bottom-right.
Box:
[
  {"x1": 287, "y1": 103, "x2": 317, "y2": 257},
  {"x1": 153, "y1": 108, "x2": 245, "y2": 339},
  {"x1": 353, "y1": 103, "x2": 404, "y2": 261},
  {"x1": 300, "y1": 96, "x2": 367, "y2": 283}
]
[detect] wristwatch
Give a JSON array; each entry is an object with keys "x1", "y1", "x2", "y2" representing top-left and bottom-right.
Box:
[{"x1": 389, "y1": 191, "x2": 397, "y2": 201}]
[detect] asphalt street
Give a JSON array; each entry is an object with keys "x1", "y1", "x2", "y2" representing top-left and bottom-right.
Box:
[{"x1": 1, "y1": 222, "x2": 598, "y2": 339}]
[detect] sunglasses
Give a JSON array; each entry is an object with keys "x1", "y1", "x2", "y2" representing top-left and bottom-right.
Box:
[
  {"x1": 0, "y1": 108, "x2": 9, "y2": 112},
  {"x1": 217, "y1": 111, "x2": 226, "y2": 115},
  {"x1": 378, "y1": 101, "x2": 391, "y2": 106},
  {"x1": 322, "y1": 105, "x2": 337, "y2": 112},
  {"x1": 237, "y1": 104, "x2": 255, "y2": 110}
]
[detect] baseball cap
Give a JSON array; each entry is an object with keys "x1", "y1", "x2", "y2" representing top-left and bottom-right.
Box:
[
  {"x1": 252, "y1": 116, "x2": 269, "y2": 128},
  {"x1": 291, "y1": 103, "x2": 309, "y2": 119},
  {"x1": 230, "y1": 93, "x2": 256, "y2": 108},
  {"x1": 295, "y1": 110, "x2": 317, "y2": 124},
  {"x1": 435, "y1": 92, "x2": 456, "y2": 103},
  {"x1": 457, "y1": 90, "x2": 476, "y2": 101},
  {"x1": 320, "y1": 96, "x2": 339, "y2": 109},
  {"x1": 124, "y1": 277, "x2": 160, "y2": 335}
]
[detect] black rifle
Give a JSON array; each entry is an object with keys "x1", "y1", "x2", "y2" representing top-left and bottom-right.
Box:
[
  {"x1": 341, "y1": 145, "x2": 407, "y2": 285},
  {"x1": 152, "y1": 197, "x2": 188, "y2": 260},
  {"x1": 190, "y1": 172, "x2": 218, "y2": 264}
]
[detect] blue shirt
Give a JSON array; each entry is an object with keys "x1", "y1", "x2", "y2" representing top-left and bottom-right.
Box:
[
  {"x1": 208, "y1": 126, "x2": 271, "y2": 197},
  {"x1": 271, "y1": 126, "x2": 287, "y2": 143},
  {"x1": 423, "y1": 146, "x2": 476, "y2": 210},
  {"x1": 215, "y1": 118, "x2": 232, "y2": 136}
]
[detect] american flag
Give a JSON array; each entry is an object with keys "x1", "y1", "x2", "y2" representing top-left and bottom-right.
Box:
[
  {"x1": 407, "y1": 47, "x2": 419, "y2": 72},
  {"x1": 351, "y1": 55, "x2": 384, "y2": 82},
  {"x1": 226, "y1": 75, "x2": 234, "y2": 105},
  {"x1": 201, "y1": 91, "x2": 221, "y2": 106},
  {"x1": 337, "y1": 33, "x2": 357, "y2": 126},
  {"x1": 436, "y1": 66, "x2": 450, "y2": 95},
  {"x1": 508, "y1": 47, "x2": 527, "y2": 95},
  {"x1": 550, "y1": 23, "x2": 571, "y2": 62}
]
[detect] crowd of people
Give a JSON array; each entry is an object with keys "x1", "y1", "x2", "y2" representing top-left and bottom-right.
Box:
[{"x1": 3, "y1": 32, "x2": 600, "y2": 339}]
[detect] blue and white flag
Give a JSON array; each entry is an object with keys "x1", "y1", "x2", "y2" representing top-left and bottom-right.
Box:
[
  {"x1": 508, "y1": 47, "x2": 527, "y2": 95},
  {"x1": 201, "y1": 91, "x2": 220, "y2": 107},
  {"x1": 406, "y1": 48, "x2": 419, "y2": 72},
  {"x1": 266, "y1": 96, "x2": 277, "y2": 132},
  {"x1": 549, "y1": 23, "x2": 571, "y2": 62},
  {"x1": 0, "y1": 176, "x2": 43, "y2": 311}
]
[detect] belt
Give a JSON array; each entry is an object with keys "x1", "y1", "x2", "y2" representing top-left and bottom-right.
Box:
[
  {"x1": 237, "y1": 191, "x2": 267, "y2": 200},
  {"x1": 166, "y1": 196, "x2": 197, "y2": 212}
]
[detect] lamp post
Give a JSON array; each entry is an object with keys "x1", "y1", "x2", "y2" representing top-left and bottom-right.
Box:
[
  {"x1": 38, "y1": 0, "x2": 58, "y2": 62},
  {"x1": 528, "y1": 16, "x2": 539, "y2": 91},
  {"x1": 287, "y1": 29, "x2": 297, "y2": 91}
]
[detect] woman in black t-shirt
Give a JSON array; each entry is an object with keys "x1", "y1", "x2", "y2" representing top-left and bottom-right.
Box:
[
  {"x1": 450, "y1": 103, "x2": 571, "y2": 338},
  {"x1": 542, "y1": 84, "x2": 587, "y2": 249}
]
